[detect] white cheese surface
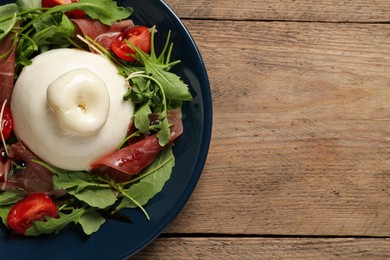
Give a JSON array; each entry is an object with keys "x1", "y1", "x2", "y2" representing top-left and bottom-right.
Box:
[{"x1": 11, "y1": 49, "x2": 134, "y2": 170}]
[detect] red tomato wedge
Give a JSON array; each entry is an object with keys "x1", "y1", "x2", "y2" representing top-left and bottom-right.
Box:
[
  {"x1": 41, "y1": 0, "x2": 86, "y2": 18},
  {"x1": 7, "y1": 193, "x2": 59, "y2": 234},
  {"x1": 1, "y1": 105, "x2": 13, "y2": 141},
  {"x1": 111, "y1": 26, "x2": 151, "y2": 62}
]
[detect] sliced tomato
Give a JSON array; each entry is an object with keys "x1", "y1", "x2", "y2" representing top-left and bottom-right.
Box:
[
  {"x1": 111, "y1": 26, "x2": 151, "y2": 62},
  {"x1": 1, "y1": 106, "x2": 13, "y2": 141},
  {"x1": 41, "y1": 0, "x2": 86, "y2": 19},
  {"x1": 7, "y1": 193, "x2": 59, "y2": 234}
]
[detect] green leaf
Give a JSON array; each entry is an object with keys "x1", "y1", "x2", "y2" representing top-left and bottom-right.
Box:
[
  {"x1": 116, "y1": 147, "x2": 174, "y2": 210},
  {"x1": 78, "y1": 209, "x2": 106, "y2": 235},
  {"x1": 16, "y1": 0, "x2": 41, "y2": 11},
  {"x1": 51, "y1": 169, "x2": 117, "y2": 209},
  {"x1": 0, "y1": 4, "x2": 17, "y2": 19},
  {"x1": 53, "y1": 171, "x2": 89, "y2": 190},
  {"x1": 53, "y1": 14, "x2": 75, "y2": 45},
  {"x1": 126, "y1": 79, "x2": 153, "y2": 103},
  {"x1": 127, "y1": 28, "x2": 192, "y2": 102},
  {"x1": 156, "y1": 117, "x2": 171, "y2": 146},
  {"x1": 146, "y1": 63, "x2": 192, "y2": 101},
  {"x1": 15, "y1": 33, "x2": 38, "y2": 69},
  {"x1": 0, "y1": 189, "x2": 27, "y2": 206},
  {"x1": 79, "y1": 0, "x2": 132, "y2": 25},
  {"x1": 31, "y1": 13, "x2": 75, "y2": 50},
  {"x1": 32, "y1": 24, "x2": 56, "y2": 46},
  {"x1": 132, "y1": 45, "x2": 192, "y2": 102},
  {"x1": 134, "y1": 102, "x2": 151, "y2": 133},
  {"x1": 46, "y1": 0, "x2": 133, "y2": 26},
  {"x1": 0, "y1": 4, "x2": 17, "y2": 41},
  {"x1": 139, "y1": 147, "x2": 174, "y2": 195},
  {"x1": 118, "y1": 182, "x2": 155, "y2": 210},
  {"x1": 0, "y1": 205, "x2": 12, "y2": 226},
  {"x1": 0, "y1": 13, "x2": 16, "y2": 41},
  {"x1": 25, "y1": 208, "x2": 86, "y2": 236},
  {"x1": 68, "y1": 187, "x2": 117, "y2": 209}
]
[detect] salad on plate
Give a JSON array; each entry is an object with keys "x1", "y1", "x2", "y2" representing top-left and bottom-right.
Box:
[{"x1": 0, "y1": 0, "x2": 192, "y2": 236}]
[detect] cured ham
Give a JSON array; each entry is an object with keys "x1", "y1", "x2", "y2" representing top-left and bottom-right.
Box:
[
  {"x1": 0, "y1": 152, "x2": 11, "y2": 189},
  {"x1": 91, "y1": 134, "x2": 162, "y2": 182},
  {"x1": 72, "y1": 19, "x2": 134, "y2": 50},
  {"x1": 0, "y1": 33, "x2": 16, "y2": 105},
  {"x1": 0, "y1": 143, "x2": 54, "y2": 194},
  {"x1": 90, "y1": 109, "x2": 183, "y2": 182}
]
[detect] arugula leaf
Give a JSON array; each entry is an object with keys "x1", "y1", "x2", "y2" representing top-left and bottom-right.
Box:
[
  {"x1": 0, "y1": 13, "x2": 16, "y2": 41},
  {"x1": 119, "y1": 29, "x2": 191, "y2": 145},
  {"x1": 0, "y1": 205, "x2": 12, "y2": 226},
  {"x1": 78, "y1": 209, "x2": 106, "y2": 235},
  {"x1": 134, "y1": 102, "x2": 152, "y2": 133},
  {"x1": 53, "y1": 171, "x2": 89, "y2": 190},
  {"x1": 0, "y1": 3, "x2": 17, "y2": 20},
  {"x1": 125, "y1": 81, "x2": 152, "y2": 103},
  {"x1": 116, "y1": 147, "x2": 174, "y2": 211},
  {"x1": 16, "y1": 0, "x2": 41, "y2": 11},
  {"x1": 67, "y1": 187, "x2": 117, "y2": 209},
  {"x1": 0, "y1": 189, "x2": 27, "y2": 206},
  {"x1": 135, "y1": 146, "x2": 175, "y2": 195},
  {"x1": 156, "y1": 116, "x2": 171, "y2": 146},
  {"x1": 132, "y1": 45, "x2": 192, "y2": 102},
  {"x1": 129, "y1": 28, "x2": 192, "y2": 102},
  {"x1": 15, "y1": 33, "x2": 38, "y2": 69},
  {"x1": 117, "y1": 182, "x2": 155, "y2": 210},
  {"x1": 0, "y1": 4, "x2": 17, "y2": 41},
  {"x1": 32, "y1": 13, "x2": 75, "y2": 50},
  {"x1": 146, "y1": 62, "x2": 192, "y2": 101},
  {"x1": 51, "y1": 168, "x2": 117, "y2": 209},
  {"x1": 52, "y1": 14, "x2": 75, "y2": 45},
  {"x1": 43, "y1": 0, "x2": 132, "y2": 26},
  {"x1": 35, "y1": 160, "x2": 116, "y2": 210},
  {"x1": 25, "y1": 208, "x2": 86, "y2": 236},
  {"x1": 0, "y1": 0, "x2": 131, "y2": 35}
]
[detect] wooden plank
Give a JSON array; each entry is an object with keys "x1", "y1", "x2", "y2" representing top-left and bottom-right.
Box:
[
  {"x1": 162, "y1": 21, "x2": 390, "y2": 235},
  {"x1": 164, "y1": 0, "x2": 390, "y2": 22},
  {"x1": 133, "y1": 237, "x2": 390, "y2": 259}
]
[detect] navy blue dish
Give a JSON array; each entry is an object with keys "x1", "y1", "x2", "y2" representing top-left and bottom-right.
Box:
[{"x1": 0, "y1": 0, "x2": 212, "y2": 259}]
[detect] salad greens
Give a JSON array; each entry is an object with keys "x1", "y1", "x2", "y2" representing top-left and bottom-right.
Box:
[
  {"x1": 0, "y1": 0, "x2": 133, "y2": 71},
  {"x1": 0, "y1": 0, "x2": 192, "y2": 236},
  {"x1": 22, "y1": 146, "x2": 174, "y2": 236}
]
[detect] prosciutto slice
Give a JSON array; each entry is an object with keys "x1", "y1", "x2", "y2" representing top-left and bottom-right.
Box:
[
  {"x1": 0, "y1": 33, "x2": 16, "y2": 105},
  {"x1": 0, "y1": 143, "x2": 54, "y2": 194},
  {"x1": 72, "y1": 19, "x2": 134, "y2": 50},
  {"x1": 90, "y1": 109, "x2": 183, "y2": 182}
]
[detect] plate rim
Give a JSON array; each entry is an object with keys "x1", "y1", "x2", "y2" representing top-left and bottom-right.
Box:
[{"x1": 122, "y1": 0, "x2": 213, "y2": 257}]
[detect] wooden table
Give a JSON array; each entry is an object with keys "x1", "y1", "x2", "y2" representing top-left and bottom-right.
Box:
[{"x1": 133, "y1": 1, "x2": 390, "y2": 258}]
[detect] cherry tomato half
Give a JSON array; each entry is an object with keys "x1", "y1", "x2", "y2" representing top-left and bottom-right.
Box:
[
  {"x1": 41, "y1": 0, "x2": 86, "y2": 19},
  {"x1": 7, "y1": 193, "x2": 59, "y2": 234},
  {"x1": 1, "y1": 106, "x2": 13, "y2": 141},
  {"x1": 111, "y1": 26, "x2": 151, "y2": 62}
]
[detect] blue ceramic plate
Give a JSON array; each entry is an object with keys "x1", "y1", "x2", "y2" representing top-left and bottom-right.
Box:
[{"x1": 0, "y1": 0, "x2": 212, "y2": 259}]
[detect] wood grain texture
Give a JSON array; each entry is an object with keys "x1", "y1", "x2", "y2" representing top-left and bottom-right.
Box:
[
  {"x1": 131, "y1": 1, "x2": 390, "y2": 258},
  {"x1": 133, "y1": 237, "x2": 390, "y2": 259},
  {"x1": 164, "y1": 0, "x2": 390, "y2": 22},
  {"x1": 161, "y1": 20, "x2": 390, "y2": 236}
]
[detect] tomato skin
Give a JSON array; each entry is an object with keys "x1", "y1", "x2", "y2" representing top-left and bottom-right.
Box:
[
  {"x1": 7, "y1": 193, "x2": 59, "y2": 234},
  {"x1": 41, "y1": 0, "x2": 86, "y2": 19},
  {"x1": 1, "y1": 106, "x2": 13, "y2": 141},
  {"x1": 42, "y1": 0, "x2": 71, "y2": 7},
  {"x1": 111, "y1": 26, "x2": 151, "y2": 62}
]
